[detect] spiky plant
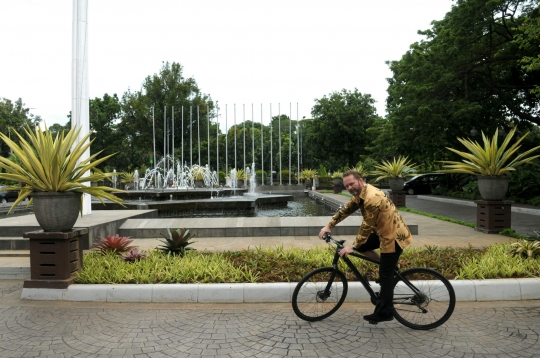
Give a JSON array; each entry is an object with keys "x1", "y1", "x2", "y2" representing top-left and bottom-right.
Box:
[
  {"x1": 439, "y1": 127, "x2": 540, "y2": 176},
  {"x1": 331, "y1": 171, "x2": 343, "y2": 179},
  {"x1": 509, "y1": 239, "x2": 540, "y2": 258},
  {"x1": 121, "y1": 249, "x2": 148, "y2": 262},
  {"x1": 159, "y1": 228, "x2": 196, "y2": 256},
  {"x1": 0, "y1": 125, "x2": 125, "y2": 214},
  {"x1": 92, "y1": 234, "x2": 136, "y2": 255},
  {"x1": 371, "y1": 156, "x2": 420, "y2": 181},
  {"x1": 120, "y1": 171, "x2": 135, "y2": 183},
  {"x1": 349, "y1": 164, "x2": 370, "y2": 178}
]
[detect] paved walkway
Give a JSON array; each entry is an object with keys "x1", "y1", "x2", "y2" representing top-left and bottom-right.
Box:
[{"x1": 1, "y1": 282, "x2": 540, "y2": 358}]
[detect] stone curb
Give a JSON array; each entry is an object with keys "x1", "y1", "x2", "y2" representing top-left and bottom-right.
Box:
[{"x1": 19, "y1": 278, "x2": 540, "y2": 303}]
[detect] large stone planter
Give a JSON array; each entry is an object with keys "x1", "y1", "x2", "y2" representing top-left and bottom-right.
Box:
[
  {"x1": 388, "y1": 178, "x2": 405, "y2": 192},
  {"x1": 31, "y1": 192, "x2": 81, "y2": 232},
  {"x1": 477, "y1": 176, "x2": 509, "y2": 201}
]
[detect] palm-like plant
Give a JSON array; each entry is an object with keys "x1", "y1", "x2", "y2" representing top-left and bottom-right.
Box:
[
  {"x1": 371, "y1": 156, "x2": 419, "y2": 182},
  {"x1": 439, "y1": 127, "x2": 540, "y2": 176},
  {"x1": 300, "y1": 169, "x2": 317, "y2": 180},
  {"x1": 159, "y1": 228, "x2": 196, "y2": 256},
  {"x1": 0, "y1": 125, "x2": 124, "y2": 213},
  {"x1": 331, "y1": 171, "x2": 343, "y2": 179},
  {"x1": 120, "y1": 171, "x2": 135, "y2": 183},
  {"x1": 235, "y1": 169, "x2": 247, "y2": 180},
  {"x1": 350, "y1": 164, "x2": 370, "y2": 178}
]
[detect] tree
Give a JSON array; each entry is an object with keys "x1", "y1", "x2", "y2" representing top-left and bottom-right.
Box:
[
  {"x1": 119, "y1": 62, "x2": 215, "y2": 172},
  {"x1": 384, "y1": 0, "x2": 540, "y2": 165},
  {"x1": 309, "y1": 89, "x2": 378, "y2": 168},
  {"x1": 0, "y1": 97, "x2": 41, "y2": 158},
  {"x1": 89, "y1": 93, "x2": 126, "y2": 171}
]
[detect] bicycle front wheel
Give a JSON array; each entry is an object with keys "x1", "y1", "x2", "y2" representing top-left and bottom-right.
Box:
[
  {"x1": 392, "y1": 268, "x2": 455, "y2": 330},
  {"x1": 292, "y1": 267, "x2": 348, "y2": 322}
]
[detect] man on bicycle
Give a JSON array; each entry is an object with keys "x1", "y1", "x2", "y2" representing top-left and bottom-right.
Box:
[{"x1": 319, "y1": 170, "x2": 413, "y2": 323}]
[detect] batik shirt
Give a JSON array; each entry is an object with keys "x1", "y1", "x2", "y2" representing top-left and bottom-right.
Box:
[{"x1": 327, "y1": 184, "x2": 413, "y2": 253}]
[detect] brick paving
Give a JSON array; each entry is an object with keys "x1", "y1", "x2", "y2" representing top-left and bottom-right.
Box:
[{"x1": 1, "y1": 280, "x2": 539, "y2": 357}]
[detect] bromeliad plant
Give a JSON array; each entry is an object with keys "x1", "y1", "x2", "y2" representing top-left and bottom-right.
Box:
[
  {"x1": 370, "y1": 156, "x2": 419, "y2": 181},
  {"x1": 159, "y1": 228, "x2": 196, "y2": 256},
  {"x1": 439, "y1": 127, "x2": 540, "y2": 176},
  {"x1": 121, "y1": 249, "x2": 148, "y2": 262},
  {"x1": 92, "y1": 234, "x2": 137, "y2": 255},
  {"x1": 0, "y1": 125, "x2": 125, "y2": 214}
]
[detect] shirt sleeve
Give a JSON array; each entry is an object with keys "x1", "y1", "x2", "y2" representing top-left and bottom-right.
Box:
[{"x1": 327, "y1": 197, "x2": 361, "y2": 229}]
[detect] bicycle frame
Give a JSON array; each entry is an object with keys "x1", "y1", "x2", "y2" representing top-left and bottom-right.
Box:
[{"x1": 324, "y1": 235, "x2": 421, "y2": 305}]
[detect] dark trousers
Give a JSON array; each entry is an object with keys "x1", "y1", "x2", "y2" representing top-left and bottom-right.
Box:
[{"x1": 374, "y1": 244, "x2": 402, "y2": 317}]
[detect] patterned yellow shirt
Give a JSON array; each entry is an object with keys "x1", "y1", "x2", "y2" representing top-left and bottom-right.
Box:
[{"x1": 327, "y1": 184, "x2": 413, "y2": 253}]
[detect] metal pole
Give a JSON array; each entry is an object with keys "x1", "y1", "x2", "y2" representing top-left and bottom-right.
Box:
[
  {"x1": 207, "y1": 104, "x2": 210, "y2": 167},
  {"x1": 197, "y1": 106, "x2": 201, "y2": 166},
  {"x1": 278, "y1": 103, "x2": 282, "y2": 185},
  {"x1": 216, "y1": 101, "x2": 219, "y2": 179},
  {"x1": 297, "y1": 103, "x2": 300, "y2": 184},
  {"x1": 260, "y1": 103, "x2": 264, "y2": 185},
  {"x1": 243, "y1": 104, "x2": 246, "y2": 171},
  {"x1": 172, "y1": 106, "x2": 174, "y2": 170},
  {"x1": 190, "y1": 106, "x2": 193, "y2": 166},
  {"x1": 164, "y1": 106, "x2": 166, "y2": 172},
  {"x1": 270, "y1": 103, "x2": 272, "y2": 186},
  {"x1": 152, "y1": 106, "x2": 156, "y2": 171},
  {"x1": 225, "y1": 104, "x2": 228, "y2": 175},
  {"x1": 234, "y1": 104, "x2": 237, "y2": 170},
  {"x1": 181, "y1": 106, "x2": 184, "y2": 167},
  {"x1": 252, "y1": 103, "x2": 254, "y2": 165},
  {"x1": 289, "y1": 102, "x2": 292, "y2": 185}
]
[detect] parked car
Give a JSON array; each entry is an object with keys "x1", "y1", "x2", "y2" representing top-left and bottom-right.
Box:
[
  {"x1": 0, "y1": 186, "x2": 20, "y2": 203},
  {"x1": 403, "y1": 173, "x2": 447, "y2": 195}
]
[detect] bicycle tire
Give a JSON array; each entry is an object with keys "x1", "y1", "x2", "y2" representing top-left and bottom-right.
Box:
[
  {"x1": 292, "y1": 267, "x2": 348, "y2": 322},
  {"x1": 392, "y1": 267, "x2": 455, "y2": 330}
]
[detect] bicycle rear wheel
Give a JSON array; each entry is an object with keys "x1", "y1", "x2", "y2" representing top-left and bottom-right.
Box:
[
  {"x1": 392, "y1": 267, "x2": 455, "y2": 330},
  {"x1": 292, "y1": 267, "x2": 348, "y2": 322}
]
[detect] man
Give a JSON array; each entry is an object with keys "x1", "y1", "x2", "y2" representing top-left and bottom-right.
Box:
[{"x1": 319, "y1": 170, "x2": 413, "y2": 323}]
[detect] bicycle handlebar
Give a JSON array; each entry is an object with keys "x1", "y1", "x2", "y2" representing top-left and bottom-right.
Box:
[{"x1": 322, "y1": 233, "x2": 346, "y2": 247}]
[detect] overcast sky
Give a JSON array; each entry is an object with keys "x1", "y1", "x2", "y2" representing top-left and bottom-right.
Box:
[{"x1": 1, "y1": 0, "x2": 453, "y2": 127}]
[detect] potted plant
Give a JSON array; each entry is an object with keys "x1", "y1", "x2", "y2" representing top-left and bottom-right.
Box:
[
  {"x1": 120, "y1": 171, "x2": 135, "y2": 190},
  {"x1": 439, "y1": 127, "x2": 540, "y2": 200},
  {"x1": 350, "y1": 164, "x2": 371, "y2": 181},
  {"x1": 371, "y1": 156, "x2": 419, "y2": 191},
  {"x1": 0, "y1": 125, "x2": 125, "y2": 232},
  {"x1": 300, "y1": 169, "x2": 317, "y2": 189},
  {"x1": 235, "y1": 169, "x2": 247, "y2": 187},
  {"x1": 331, "y1": 171, "x2": 344, "y2": 186},
  {"x1": 191, "y1": 167, "x2": 205, "y2": 188}
]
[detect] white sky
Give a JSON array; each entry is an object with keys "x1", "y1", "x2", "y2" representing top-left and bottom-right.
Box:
[{"x1": 0, "y1": 0, "x2": 453, "y2": 127}]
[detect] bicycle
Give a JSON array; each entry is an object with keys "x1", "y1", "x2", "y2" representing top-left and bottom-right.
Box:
[{"x1": 291, "y1": 233, "x2": 456, "y2": 330}]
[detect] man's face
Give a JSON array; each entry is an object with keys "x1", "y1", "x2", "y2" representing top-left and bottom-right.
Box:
[{"x1": 343, "y1": 175, "x2": 364, "y2": 196}]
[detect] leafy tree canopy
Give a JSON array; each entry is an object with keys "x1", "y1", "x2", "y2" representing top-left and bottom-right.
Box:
[
  {"x1": 309, "y1": 88, "x2": 379, "y2": 169},
  {"x1": 384, "y1": 0, "x2": 540, "y2": 165},
  {"x1": 0, "y1": 97, "x2": 41, "y2": 158}
]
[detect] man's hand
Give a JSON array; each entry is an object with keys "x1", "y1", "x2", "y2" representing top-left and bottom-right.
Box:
[
  {"x1": 339, "y1": 246, "x2": 354, "y2": 258},
  {"x1": 319, "y1": 225, "x2": 331, "y2": 239}
]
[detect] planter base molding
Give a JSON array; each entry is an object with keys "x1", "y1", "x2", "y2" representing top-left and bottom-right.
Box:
[{"x1": 475, "y1": 200, "x2": 512, "y2": 234}]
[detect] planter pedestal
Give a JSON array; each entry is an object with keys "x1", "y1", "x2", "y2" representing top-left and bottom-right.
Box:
[
  {"x1": 474, "y1": 200, "x2": 512, "y2": 234},
  {"x1": 390, "y1": 190, "x2": 407, "y2": 207},
  {"x1": 23, "y1": 228, "x2": 87, "y2": 289}
]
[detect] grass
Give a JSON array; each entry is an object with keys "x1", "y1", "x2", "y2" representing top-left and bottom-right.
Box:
[
  {"x1": 397, "y1": 207, "x2": 476, "y2": 228},
  {"x1": 75, "y1": 242, "x2": 540, "y2": 284}
]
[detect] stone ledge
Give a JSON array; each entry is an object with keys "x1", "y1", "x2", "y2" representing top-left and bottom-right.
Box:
[{"x1": 20, "y1": 278, "x2": 540, "y2": 302}]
